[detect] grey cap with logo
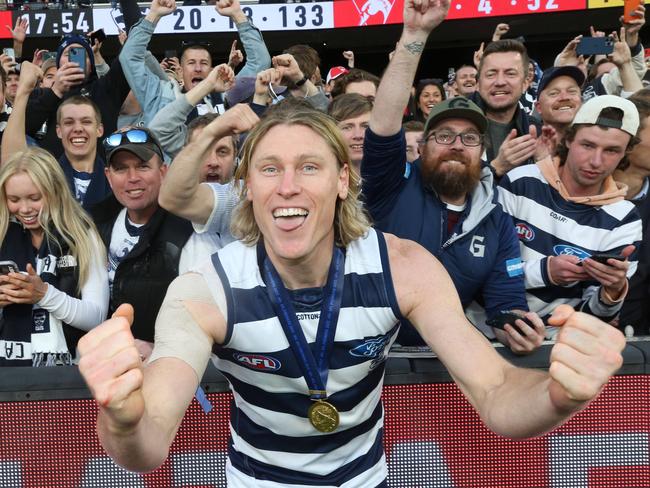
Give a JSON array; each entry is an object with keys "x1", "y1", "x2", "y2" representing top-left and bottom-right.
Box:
[{"x1": 423, "y1": 97, "x2": 488, "y2": 136}]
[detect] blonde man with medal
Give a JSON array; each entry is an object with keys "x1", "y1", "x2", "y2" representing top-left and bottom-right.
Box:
[{"x1": 77, "y1": 1, "x2": 626, "y2": 485}]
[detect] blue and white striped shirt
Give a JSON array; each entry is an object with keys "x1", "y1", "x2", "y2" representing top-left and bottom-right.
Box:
[
  {"x1": 208, "y1": 229, "x2": 402, "y2": 487},
  {"x1": 498, "y1": 164, "x2": 641, "y2": 335}
]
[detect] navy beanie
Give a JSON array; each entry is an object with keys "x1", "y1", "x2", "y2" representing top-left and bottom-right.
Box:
[{"x1": 56, "y1": 34, "x2": 96, "y2": 75}]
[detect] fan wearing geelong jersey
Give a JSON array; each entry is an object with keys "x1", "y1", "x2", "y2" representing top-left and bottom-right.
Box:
[
  {"x1": 362, "y1": 0, "x2": 543, "y2": 353},
  {"x1": 76, "y1": 3, "x2": 625, "y2": 487},
  {"x1": 497, "y1": 95, "x2": 643, "y2": 338}
]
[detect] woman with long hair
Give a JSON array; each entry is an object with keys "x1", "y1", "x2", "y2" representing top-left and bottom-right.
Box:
[
  {"x1": 413, "y1": 78, "x2": 447, "y2": 123},
  {"x1": 0, "y1": 147, "x2": 109, "y2": 366}
]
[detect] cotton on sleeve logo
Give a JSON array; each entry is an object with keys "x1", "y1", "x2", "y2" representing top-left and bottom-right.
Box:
[
  {"x1": 553, "y1": 245, "x2": 590, "y2": 260},
  {"x1": 233, "y1": 353, "x2": 281, "y2": 371},
  {"x1": 505, "y1": 258, "x2": 524, "y2": 277},
  {"x1": 515, "y1": 223, "x2": 535, "y2": 241}
]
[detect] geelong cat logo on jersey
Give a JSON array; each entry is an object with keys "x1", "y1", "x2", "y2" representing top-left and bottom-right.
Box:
[
  {"x1": 553, "y1": 245, "x2": 590, "y2": 260},
  {"x1": 350, "y1": 334, "x2": 392, "y2": 370},
  {"x1": 233, "y1": 353, "x2": 281, "y2": 371},
  {"x1": 515, "y1": 223, "x2": 535, "y2": 241}
]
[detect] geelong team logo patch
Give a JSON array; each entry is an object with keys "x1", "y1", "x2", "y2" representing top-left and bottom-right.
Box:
[
  {"x1": 233, "y1": 353, "x2": 281, "y2": 371},
  {"x1": 553, "y1": 245, "x2": 590, "y2": 260},
  {"x1": 515, "y1": 223, "x2": 535, "y2": 241}
]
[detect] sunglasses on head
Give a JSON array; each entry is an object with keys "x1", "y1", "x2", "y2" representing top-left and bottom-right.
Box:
[
  {"x1": 181, "y1": 40, "x2": 211, "y2": 49},
  {"x1": 104, "y1": 129, "x2": 151, "y2": 148}
]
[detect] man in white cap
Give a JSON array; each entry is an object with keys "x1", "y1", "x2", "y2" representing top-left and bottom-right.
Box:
[{"x1": 498, "y1": 95, "x2": 643, "y2": 335}]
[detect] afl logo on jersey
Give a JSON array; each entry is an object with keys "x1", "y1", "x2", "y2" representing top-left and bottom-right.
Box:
[
  {"x1": 515, "y1": 223, "x2": 535, "y2": 241},
  {"x1": 234, "y1": 353, "x2": 281, "y2": 371}
]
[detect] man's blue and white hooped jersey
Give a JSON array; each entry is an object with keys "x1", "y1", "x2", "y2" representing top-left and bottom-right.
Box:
[
  {"x1": 210, "y1": 229, "x2": 402, "y2": 487},
  {"x1": 498, "y1": 164, "x2": 642, "y2": 330}
]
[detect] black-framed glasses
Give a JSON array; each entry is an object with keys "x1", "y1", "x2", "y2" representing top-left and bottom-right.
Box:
[
  {"x1": 104, "y1": 129, "x2": 151, "y2": 149},
  {"x1": 426, "y1": 130, "x2": 483, "y2": 147}
]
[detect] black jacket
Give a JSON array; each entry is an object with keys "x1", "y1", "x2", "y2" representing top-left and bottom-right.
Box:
[
  {"x1": 25, "y1": 56, "x2": 131, "y2": 159},
  {"x1": 620, "y1": 189, "x2": 650, "y2": 334},
  {"x1": 91, "y1": 196, "x2": 193, "y2": 341},
  {"x1": 470, "y1": 92, "x2": 542, "y2": 165}
]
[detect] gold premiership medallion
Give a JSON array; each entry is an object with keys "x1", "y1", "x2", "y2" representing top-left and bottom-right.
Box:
[{"x1": 308, "y1": 400, "x2": 340, "y2": 433}]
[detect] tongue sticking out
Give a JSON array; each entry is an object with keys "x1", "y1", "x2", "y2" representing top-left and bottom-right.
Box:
[{"x1": 274, "y1": 215, "x2": 307, "y2": 232}]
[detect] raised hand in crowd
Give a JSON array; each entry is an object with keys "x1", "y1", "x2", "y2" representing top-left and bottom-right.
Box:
[
  {"x1": 621, "y1": 4, "x2": 645, "y2": 46},
  {"x1": 492, "y1": 23, "x2": 509, "y2": 42},
  {"x1": 160, "y1": 56, "x2": 182, "y2": 81},
  {"x1": 207, "y1": 63, "x2": 235, "y2": 93},
  {"x1": 88, "y1": 30, "x2": 106, "y2": 66},
  {"x1": 5, "y1": 17, "x2": 28, "y2": 58},
  {"x1": 201, "y1": 102, "x2": 258, "y2": 139},
  {"x1": 610, "y1": 27, "x2": 644, "y2": 92},
  {"x1": 31, "y1": 49, "x2": 48, "y2": 67},
  {"x1": 555, "y1": 35, "x2": 583, "y2": 67},
  {"x1": 0, "y1": 53, "x2": 17, "y2": 75},
  {"x1": 342, "y1": 50, "x2": 355, "y2": 68},
  {"x1": 16, "y1": 60, "x2": 42, "y2": 97},
  {"x1": 473, "y1": 41, "x2": 484, "y2": 68},
  {"x1": 118, "y1": 29, "x2": 127, "y2": 45},
  {"x1": 253, "y1": 67, "x2": 282, "y2": 105},
  {"x1": 145, "y1": 0, "x2": 176, "y2": 23},
  {"x1": 491, "y1": 126, "x2": 538, "y2": 177},
  {"x1": 51, "y1": 59, "x2": 85, "y2": 98},
  {"x1": 589, "y1": 25, "x2": 606, "y2": 38},
  {"x1": 181, "y1": 63, "x2": 234, "y2": 108},
  {"x1": 216, "y1": 0, "x2": 247, "y2": 24},
  {"x1": 610, "y1": 28, "x2": 632, "y2": 66},
  {"x1": 532, "y1": 124, "x2": 558, "y2": 162},
  {"x1": 402, "y1": 0, "x2": 450, "y2": 34},
  {"x1": 228, "y1": 40, "x2": 244, "y2": 69},
  {"x1": 272, "y1": 53, "x2": 318, "y2": 97},
  {"x1": 1, "y1": 61, "x2": 42, "y2": 161}
]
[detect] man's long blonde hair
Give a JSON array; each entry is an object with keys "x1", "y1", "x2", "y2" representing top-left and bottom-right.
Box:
[
  {"x1": 0, "y1": 148, "x2": 105, "y2": 291},
  {"x1": 231, "y1": 101, "x2": 370, "y2": 247}
]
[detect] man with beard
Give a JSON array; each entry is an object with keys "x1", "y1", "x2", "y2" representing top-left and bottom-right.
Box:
[{"x1": 363, "y1": 33, "x2": 544, "y2": 353}]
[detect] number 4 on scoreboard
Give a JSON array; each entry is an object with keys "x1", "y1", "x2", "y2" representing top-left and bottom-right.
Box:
[{"x1": 478, "y1": 0, "x2": 492, "y2": 14}]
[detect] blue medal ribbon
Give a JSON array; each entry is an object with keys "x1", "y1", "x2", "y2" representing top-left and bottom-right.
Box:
[{"x1": 261, "y1": 243, "x2": 345, "y2": 400}]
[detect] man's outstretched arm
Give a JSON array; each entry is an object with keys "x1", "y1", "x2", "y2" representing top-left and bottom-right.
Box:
[
  {"x1": 158, "y1": 103, "x2": 259, "y2": 224},
  {"x1": 389, "y1": 235, "x2": 625, "y2": 439}
]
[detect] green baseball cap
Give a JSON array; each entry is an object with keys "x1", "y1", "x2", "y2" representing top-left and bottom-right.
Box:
[{"x1": 423, "y1": 97, "x2": 488, "y2": 136}]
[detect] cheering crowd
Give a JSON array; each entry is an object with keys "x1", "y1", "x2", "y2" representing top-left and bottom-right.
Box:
[
  {"x1": 0, "y1": 0, "x2": 645, "y2": 363},
  {"x1": 0, "y1": 0, "x2": 641, "y2": 484}
]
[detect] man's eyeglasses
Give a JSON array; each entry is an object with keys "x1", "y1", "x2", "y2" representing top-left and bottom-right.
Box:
[
  {"x1": 425, "y1": 131, "x2": 483, "y2": 147},
  {"x1": 104, "y1": 129, "x2": 151, "y2": 148}
]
